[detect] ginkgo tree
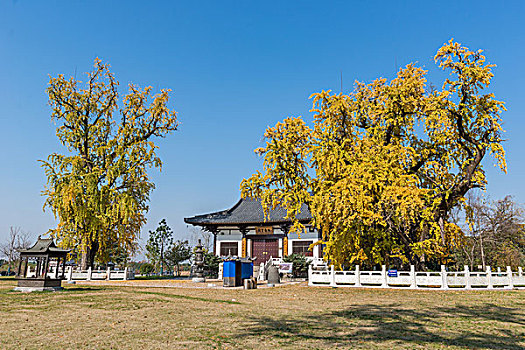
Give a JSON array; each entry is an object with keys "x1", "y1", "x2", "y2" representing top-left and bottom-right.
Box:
[
  {"x1": 241, "y1": 40, "x2": 506, "y2": 269},
  {"x1": 41, "y1": 59, "x2": 178, "y2": 269}
]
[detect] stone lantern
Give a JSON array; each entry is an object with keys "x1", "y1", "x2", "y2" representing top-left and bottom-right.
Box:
[
  {"x1": 192, "y1": 239, "x2": 205, "y2": 283},
  {"x1": 15, "y1": 236, "x2": 70, "y2": 292}
]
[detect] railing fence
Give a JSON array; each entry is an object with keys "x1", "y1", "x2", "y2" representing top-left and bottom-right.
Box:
[
  {"x1": 309, "y1": 264, "x2": 525, "y2": 289},
  {"x1": 48, "y1": 266, "x2": 135, "y2": 281}
]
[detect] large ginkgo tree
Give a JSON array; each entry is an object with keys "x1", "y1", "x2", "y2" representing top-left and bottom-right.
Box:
[
  {"x1": 42, "y1": 59, "x2": 178, "y2": 269},
  {"x1": 241, "y1": 40, "x2": 506, "y2": 268}
]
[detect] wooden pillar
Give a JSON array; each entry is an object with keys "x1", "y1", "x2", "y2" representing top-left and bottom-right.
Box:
[
  {"x1": 282, "y1": 236, "x2": 288, "y2": 258},
  {"x1": 239, "y1": 226, "x2": 249, "y2": 258},
  {"x1": 61, "y1": 258, "x2": 67, "y2": 279},
  {"x1": 23, "y1": 257, "x2": 29, "y2": 277},
  {"x1": 55, "y1": 257, "x2": 61, "y2": 279},
  {"x1": 17, "y1": 258, "x2": 23, "y2": 277},
  {"x1": 43, "y1": 257, "x2": 49, "y2": 278},
  {"x1": 317, "y1": 227, "x2": 324, "y2": 259},
  {"x1": 280, "y1": 224, "x2": 290, "y2": 258},
  {"x1": 35, "y1": 257, "x2": 41, "y2": 278},
  {"x1": 241, "y1": 236, "x2": 247, "y2": 258}
]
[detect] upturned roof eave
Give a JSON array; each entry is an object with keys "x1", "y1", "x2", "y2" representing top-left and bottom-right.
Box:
[{"x1": 184, "y1": 218, "x2": 312, "y2": 227}]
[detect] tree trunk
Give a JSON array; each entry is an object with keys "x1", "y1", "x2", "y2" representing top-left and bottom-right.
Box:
[
  {"x1": 438, "y1": 216, "x2": 446, "y2": 245},
  {"x1": 480, "y1": 235, "x2": 486, "y2": 270},
  {"x1": 80, "y1": 241, "x2": 99, "y2": 270}
]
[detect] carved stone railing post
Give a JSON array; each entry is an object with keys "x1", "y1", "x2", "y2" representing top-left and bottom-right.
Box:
[
  {"x1": 507, "y1": 266, "x2": 513, "y2": 289},
  {"x1": 381, "y1": 265, "x2": 387, "y2": 288},
  {"x1": 486, "y1": 266, "x2": 493, "y2": 289},
  {"x1": 464, "y1": 265, "x2": 471, "y2": 289},
  {"x1": 441, "y1": 265, "x2": 448, "y2": 289},
  {"x1": 329, "y1": 265, "x2": 336, "y2": 287},
  {"x1": 410, "y1": 265, "x2": 416, "y2": 289}
]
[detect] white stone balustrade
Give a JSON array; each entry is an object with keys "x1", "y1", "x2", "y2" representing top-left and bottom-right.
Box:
[
  {"x1": 62, "y1": 266, "x2": 134, "y2": 281},
  {"x1": 309, "y1": 264, "x2": 525, "y2": 289}
]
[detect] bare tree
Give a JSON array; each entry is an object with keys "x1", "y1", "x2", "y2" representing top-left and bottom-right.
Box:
[
  {"x1": 0, "y1": 227, "x2": 32, "y2": 275},
  {"x1": 462, "y1": 194, "x2": 525, "y2": 270},
  {"x1": 188, "y1": 226, "x2": 212, "y2": 251}
]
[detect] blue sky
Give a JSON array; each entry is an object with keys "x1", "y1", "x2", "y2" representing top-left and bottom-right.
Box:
[{"x1": 1, "y1": 1, "x2": 524, "y2": 256}]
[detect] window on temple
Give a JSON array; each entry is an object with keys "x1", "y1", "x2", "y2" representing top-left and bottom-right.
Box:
[
  {"x1": 292, "y1": 240, "x2": 313, "y2": 256},
  {"x1": 220, "y1": 242, "x2": 238, "y2": 256}
]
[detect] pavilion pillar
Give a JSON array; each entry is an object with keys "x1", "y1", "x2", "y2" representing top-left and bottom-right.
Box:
[
  {"x1": 35, "y1": 257, "x2": 41, "y2": 278},
  {"x1": 61, "y1": 259, "x2": 67, "y2": 279},
  {"x1": 55, "y1": 258, "x2": 61, "y2": 279},
  {"x1": 42, "y1": 257, "x2": 48, "y2": 278},
  {"x1": 23, "y1": 257, "x2": 29, "y2": 277},
  {"x1": 17, "y1": 258, "x2": 23, "y2": 277}
]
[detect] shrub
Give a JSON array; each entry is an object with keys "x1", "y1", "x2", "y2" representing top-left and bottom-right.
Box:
[
  {"x1": 203, "y1": 252, "x2": 222, "y2": 278},
  {"x1": 139, "y1": 262, "x2": 155, "y2": 275},
  {"x1": 283, "y1": 253, "x2": 311, "y2": 278}
]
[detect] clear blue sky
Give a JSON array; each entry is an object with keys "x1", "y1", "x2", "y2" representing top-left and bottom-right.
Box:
[{"x1": 1, "y1": 1, "x2": 524, "y2": 256}]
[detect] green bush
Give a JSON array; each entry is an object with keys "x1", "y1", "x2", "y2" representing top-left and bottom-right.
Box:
[
  {"x1": 203, "y1": 252, "x2": 222, "y2": 278},
  {"x1": 139, "y1": 262, "x2": 155, "y2": 275},
  {"x1": 283, "y1": 253, "x2": 311, "y2": 278}
]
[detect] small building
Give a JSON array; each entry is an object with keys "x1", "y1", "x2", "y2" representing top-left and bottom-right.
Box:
[
  {"x1": 15, "y1": 236, "x2": 70, "y2": 292},
  {"x1": 184, "y1": 197, "x2": 322, "y2": 263}
]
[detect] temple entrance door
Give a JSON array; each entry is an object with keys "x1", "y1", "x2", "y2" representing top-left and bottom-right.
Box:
[{"x1": 251, "y1": 239, "x2": 279, "y2": 264}]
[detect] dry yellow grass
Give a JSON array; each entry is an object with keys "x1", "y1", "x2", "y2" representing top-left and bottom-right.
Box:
[{"x1": 0, "y1": 278, "x2": 524, "y2": 349}]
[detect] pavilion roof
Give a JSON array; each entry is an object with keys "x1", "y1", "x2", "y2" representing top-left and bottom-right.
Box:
[
  {"x1": 184, "y1": 197, "x2": 312, "y2": 226},
  {"x1": 18, "y1": 237, "x2": 70, "y2": 255}
]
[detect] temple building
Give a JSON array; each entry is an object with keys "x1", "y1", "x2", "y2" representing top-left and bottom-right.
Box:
[{"x1": 184, "y1": 197, "x2": 322, "y2": 263}]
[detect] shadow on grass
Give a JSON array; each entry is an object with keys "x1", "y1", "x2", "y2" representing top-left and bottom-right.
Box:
[
  {"x1": 134, "y1": 275, "x2": 190, "y2": 281},
  {"x1": 1, "y1": 286, "x2": 106, "y2": 294},
  {"x1": 237, "y1": 303, "x2": 525, "y2": 349},
  {"x1": 0, "y1": 276, "x2": 15, "y2": 280},
  {"x1": 123, "y1": 289, "x2": 241, "y2": 305},
  {"x1": 61, "y1": 286, "x2": 106, "y2": 293}
]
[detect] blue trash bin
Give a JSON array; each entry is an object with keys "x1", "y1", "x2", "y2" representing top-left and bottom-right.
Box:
[
  {"x1": 241, "y1": 261, "x2": 253, "y2": 280},
  {"x1": 223, "y1": 258, "x2": 254, "y2": 287},
  {"x1": 223, "y1": 260, "x2": 237, "y2": 287}
]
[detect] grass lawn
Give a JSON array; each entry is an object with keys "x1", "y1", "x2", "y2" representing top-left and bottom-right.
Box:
[{"x1": 0, "y1": 278, "x2": 523, "y2": 349}]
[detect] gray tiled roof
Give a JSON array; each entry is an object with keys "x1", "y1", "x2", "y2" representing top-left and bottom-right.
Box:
[
  {"x1": 184, "y1": 197, "x2": 312, "y2": 226},
  {"x1": 19, "y1": 237, "x2": 70, "y2": 255}
]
